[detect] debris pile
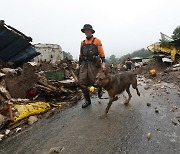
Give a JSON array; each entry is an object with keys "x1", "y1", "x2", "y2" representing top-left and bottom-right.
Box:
[
  {"x1": 0, "y1": 61, "x2": 82, "y2": 138},
  {"x1": 134, "y1": 60, "x2": 180, "y2": 87},
  {"x1": 0, "y1": 20, "x2": 83, "y2": 140}
]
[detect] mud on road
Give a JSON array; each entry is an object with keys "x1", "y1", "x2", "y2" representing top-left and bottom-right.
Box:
[{"x1": 0, "y1": 76, "x2": 180, "y2": 154}]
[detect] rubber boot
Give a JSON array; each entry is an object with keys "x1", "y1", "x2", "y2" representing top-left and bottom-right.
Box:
[
  {"x1": 98, "y1": 87, "x2": 103, "y2": 99},
  {"x1": 82, "y1": 92, "x2": 91, "y2": 108}
]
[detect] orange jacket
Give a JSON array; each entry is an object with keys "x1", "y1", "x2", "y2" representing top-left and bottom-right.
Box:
[{"x1": 79, "y1": 36, "x2": 105, "y2": 59}]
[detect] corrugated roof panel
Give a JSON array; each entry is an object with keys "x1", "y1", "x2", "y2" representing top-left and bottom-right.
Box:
[
  {"x1": 0, "y1": 20, "x2": 39, "y2": 67},
  {"x1": 0, "y1": 26, "x2": 19, "y2": 51},
  {"x1": 0, "y1": 38, "x2": 30, "y2": 61}
]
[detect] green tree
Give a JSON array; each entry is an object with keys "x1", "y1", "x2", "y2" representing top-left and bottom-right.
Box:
[
  {"x1": 172, "y1": 26, "x2": 180, "y2": 40},
  {"x1": 119, "y1": 53, "x2": 131, "y2": 64},
  {"x1": 63, "y1": 51, "x2": 73, "y2": 60},
  {"x1": 106, "y1": 48, "x2": 152, "y2": 66},
  {"x1": 118, "y1": 48, "x2": 152, "y2": 64},
  {"x1": 109, "y1": 54, "x2": 117, "y2": 64},
  {"x1": 105, "y1": 54, "x2": 118, "y2": 66}
]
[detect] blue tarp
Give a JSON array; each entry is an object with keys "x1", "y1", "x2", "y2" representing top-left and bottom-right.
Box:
[{"x1": 0, "y1": 20, "x2": 40, "y2": 67}]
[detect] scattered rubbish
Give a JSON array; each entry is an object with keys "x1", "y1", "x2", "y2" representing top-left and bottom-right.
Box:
[
  {"x1": 156, "y1": 128, "x2": 160, "y2": 132},
  {"x1": 5, "y1": 129, "x2": 10, "y2": 135},
  {"x1": 161, "y1": 85, "x2": 165, "y2": 89},
  {"x1": 28, "y1": 116, "x2": 38, "y2": 125},
  {"x1": 0, "y1": 134, "x2": 4, "y2": 141},
  {"x1": 147, "y1": 103, "x2": 151, "y2": 107},
  {"x1": 162, "y1": 58, "x2": 173, "y2": 63},
  {"x1": 155, "y1": 107, "x2": 159, "y2": 113},
  {"x1": 149, "y1": 69, "x2": 156, "y2": 77},
  {"x1": 144, "y1": 86, "x2": 151, "y2": 90},
  {"x1": 147, "y1": 133, "x2": 151, "y2": 140},
  {"x1": 164, "y1": 67, "x2": 180, "y2": 73},
  {"x1": 27, "y1": 62, "x2": 38, "y2": 66},
  {"x1": 16, "y1": 127, "x2": 22, "y2": 133},
  {"x1": 1, "y1": 68, "x2": 18, "y2": 75},
  {"x1": 173, "y1": 64, "x2": 180, "y2": 68},
  {"x1": 47, "y1": 147, "x2": 65, "y2": 154},
  {"x1": 170, "y1": 106, "x2": 178, "y2": 112},
  {"x1": 0, "y1": 73, "x2": 5, "y2": 78},
  {"x1": 172, "y1": 119, "x2": 178, "y2": 126}
]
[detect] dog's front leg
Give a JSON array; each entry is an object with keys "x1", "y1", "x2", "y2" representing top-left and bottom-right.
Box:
[{"x1": 99, "y1": 96, "x2": 117, "y2": 119}]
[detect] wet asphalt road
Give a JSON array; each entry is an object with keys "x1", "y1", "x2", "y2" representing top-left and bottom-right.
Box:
[{"x1": 0, "y1": 76, "x2": 180, "y2": 154}]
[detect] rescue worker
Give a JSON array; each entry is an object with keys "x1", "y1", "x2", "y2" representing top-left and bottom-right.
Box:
[
  {"x1": 117, "y1": 63, "x2": 121, "y2": 72},
  {"x1": 125, "y1": 57, "x2": 133, "y2": 71},
  {"x1": 77, "y1": 24, "x2": 106, "y2": 108}
]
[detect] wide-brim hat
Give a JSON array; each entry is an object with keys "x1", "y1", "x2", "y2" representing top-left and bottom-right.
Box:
[{"x1": 81, "y1": 24, "x2": 95, "y2": 34}]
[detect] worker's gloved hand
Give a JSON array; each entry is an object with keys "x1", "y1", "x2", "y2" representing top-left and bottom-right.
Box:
[{"x1": 101, "y1": 62, "x2": 106, "y2": 71}]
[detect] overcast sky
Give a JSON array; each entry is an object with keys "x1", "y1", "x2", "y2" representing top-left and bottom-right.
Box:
[{"x1": 1, "y1": 0, "x2": 180, "y2": 59}]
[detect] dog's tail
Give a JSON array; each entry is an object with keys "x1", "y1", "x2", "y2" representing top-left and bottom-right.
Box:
[{"x1": 132, "y1": 75, "x2": 140, "y2": 96}]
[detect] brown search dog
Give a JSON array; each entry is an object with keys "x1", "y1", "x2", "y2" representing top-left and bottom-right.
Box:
[{"x1": 95, "y1": 69, "x2": 140, "y2": 119}]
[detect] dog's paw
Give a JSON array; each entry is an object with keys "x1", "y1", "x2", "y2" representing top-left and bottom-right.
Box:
[
  {"x1": 99, "y1": 114, "x2": 107, "y2": 119},
  {"x1": 123, "y1": 100, "x2": 129, "y2": 105},
  {"x1": 114, "y1": 96, "x2": 118, "y2": 101}
]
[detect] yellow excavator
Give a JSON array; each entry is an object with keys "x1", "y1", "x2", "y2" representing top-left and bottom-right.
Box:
[{"x1": 147, "y1": 33, "x2": 180, "y2": 62}]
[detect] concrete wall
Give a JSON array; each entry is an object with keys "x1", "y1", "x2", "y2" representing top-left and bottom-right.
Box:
[{"x1": 33, "y1": 43, "x2": 63, "y2": 63}]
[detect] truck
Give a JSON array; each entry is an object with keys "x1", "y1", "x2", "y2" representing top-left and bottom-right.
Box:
[{"x1": 147, "y1": 33, "x2": 180, "y2": 63}]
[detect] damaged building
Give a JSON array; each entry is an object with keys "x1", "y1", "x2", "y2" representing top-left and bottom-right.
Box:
[{"x1": 33, "y1": 43, "x2": 63, "y2": 64}]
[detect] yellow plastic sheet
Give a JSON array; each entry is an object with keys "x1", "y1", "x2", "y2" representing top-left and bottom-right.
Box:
[{"x1": 11, "y1": 102, "x2": 50, "y2": 124}]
